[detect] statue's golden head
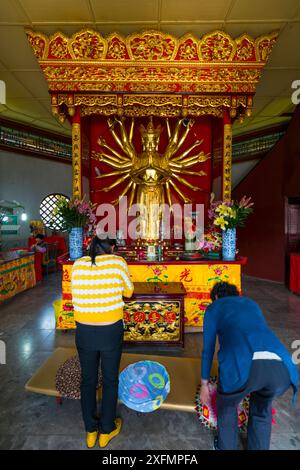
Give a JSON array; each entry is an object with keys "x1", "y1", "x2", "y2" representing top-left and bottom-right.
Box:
[{"x1": 140, "y1": 116, "x2": 161, "y2": 152}]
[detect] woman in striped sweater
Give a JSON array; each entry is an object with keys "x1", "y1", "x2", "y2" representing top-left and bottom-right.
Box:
[{"x1": 72, "y1": 236, "x2": 133, "y2": 448}]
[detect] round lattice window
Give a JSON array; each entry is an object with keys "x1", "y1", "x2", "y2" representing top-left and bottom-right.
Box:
[{"x1": 40, "y1": 193, "x2": 70, "y2": 231}]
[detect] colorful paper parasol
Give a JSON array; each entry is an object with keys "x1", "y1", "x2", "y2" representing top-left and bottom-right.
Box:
[{"x1": 118, "y1": 360, "x2": 170, "y2": 412}]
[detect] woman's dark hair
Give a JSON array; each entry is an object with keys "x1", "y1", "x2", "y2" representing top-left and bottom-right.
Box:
[
  {"x1": 210, "y1": 281, "x2": 239, "y2": 302},
  {"x1": 89, "y1": 236, "x2": 117, "y2": 265},
  {"x1": 35, "y1": 233, "x2": 45, "y2": 240}
]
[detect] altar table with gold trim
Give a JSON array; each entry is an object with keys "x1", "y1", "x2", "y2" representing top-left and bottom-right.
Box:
[
  {"x1": 56, "y1": 257, "x2": 247, "y2": 331},
  {"x1": 0, "y1": 253, "x2": 36, "y2": 302},
  {"x1": 127, "y1": 259, "x2": 246, "y2": 327}
]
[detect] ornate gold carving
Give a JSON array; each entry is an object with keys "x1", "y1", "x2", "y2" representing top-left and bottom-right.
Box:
[
  {"x1": 127, "y1": 31, "x2": 177, "y2": 61},
  {"x1": 81, "y1": 105, "x2": 118, "y2": 117},
  {"x1": 41, "y1": 63, "x2": 261, "y2": 87},
  {"x1": 70, "y1": 30, "x2": 107, "y2": 60},
  {"x1": 26, "y1": 28, "x2": 278, "y2": 64},
  {"x1": 26, "y1": 30, "x2": 47, "y2": 59},
  {"x1": 80, "y1": 103, "x2": 223, "y2": 118},
  {"x1": 123, "y1": 299, "x2": 180, "y2": 342},
  {"x1": 255, "y1": 32, "x2": 278, "y2": 61},
  {"x1": 188, "y1": 107, "x2": 223, "y2": 118},
  {"x1": 188, "y1": 96, "x2": 231, "y2": 108},
  {"x1": 75, "y1": 83, "x2": 114, "y2": 92},
  {"x1": 123, "y1": 95, "x2": 182, "y2": 108},
  {"x1": 199, "y1": 31, "x2": 236, "y2": 61},
  {"x1": 124, "y1": 106, "x2": 181, "y2": 117},
  {"x1": 74, "y1": 95, "x2": 117, "y2": 107},
  {"x1": 52, "y1": 92, "x2": 240, "y2": 118},
  {"x1": 222, "y1": 123, "x2": 232, "y2": 201},
  {"x1": 48, "y1": 33, "x2": 71, "y2": 59},
  {"x1": 72, "y1": 122, "x2": 82, "y2": 198},
  {"x1": 177, "y1": 35, "x2": 199, "y2": 60},
  {"x1": 236, "y1": 96, "x2": 247, "y2": 107},
  {"x1": 107, "y1": 34, "x2": 127, "y2": 60},
  {"x1": 51, "y1": 105, "x2": 59, "y2": 116},
  {"x1": 234, "y1": 34, "x2": 256, "y2": 61},
  {"x1": 25, "y1": 28, "x2": 277, "y2": 117},
  {"x1": 68, "y1": 106, "x2": 75, "y2": 117},
  {"x1": 127, "y1": 82, "x2": 179, "y2": 93}
]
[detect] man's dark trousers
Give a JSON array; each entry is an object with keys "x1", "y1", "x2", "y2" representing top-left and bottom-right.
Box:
[{"x1": 217, "y1": 359, "x2": 291, "y2": 450}]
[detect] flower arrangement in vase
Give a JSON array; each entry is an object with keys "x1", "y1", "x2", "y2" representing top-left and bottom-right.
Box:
[
  {"x1": 208, "y1": 196, "x2": 254, "y2": 261},
  {"x1": 195, "y1": 230, "x2": 222, "y2": 259},
  {"x1": 53, "y1": 196, "x2": 97, "y2": 260}
]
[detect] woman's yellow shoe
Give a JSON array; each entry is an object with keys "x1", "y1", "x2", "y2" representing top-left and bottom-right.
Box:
[
  {"x1": 86, "y1": 431, "x2": 98, "y2": 448},
  {"x1": 99, "y1": 418, "x2": 122, "y2": 448}
]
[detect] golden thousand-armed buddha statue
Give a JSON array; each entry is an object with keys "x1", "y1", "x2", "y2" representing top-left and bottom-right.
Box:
[{"x1": 92, "y1": 117, "x2": 209, "y2": 240}]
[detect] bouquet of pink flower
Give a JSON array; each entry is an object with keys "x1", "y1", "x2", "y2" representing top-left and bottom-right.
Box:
[
  {"x1": 196, "y1": 231, "x2": 222, "y2": 253},
  {"x1": 53, "y1": 196, "x2": 97, "y2": 232}
]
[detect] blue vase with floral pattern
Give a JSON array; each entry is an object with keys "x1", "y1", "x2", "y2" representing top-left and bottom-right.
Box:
[
  {"x1": 69, "y1": 227, "x2": 83, "y2": 261},
  {"x1": 222, "y1": 228, "x2": 236, "y2": 261}
]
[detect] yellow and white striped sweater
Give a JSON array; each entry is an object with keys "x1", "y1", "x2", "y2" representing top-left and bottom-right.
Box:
[{"x1": 71, "y1": 254, "x2": 134, "y2": 324}]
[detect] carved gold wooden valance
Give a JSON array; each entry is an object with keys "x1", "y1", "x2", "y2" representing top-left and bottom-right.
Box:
[{"x1": 26, "y1": 29, "x2": 277, "y2": 120}]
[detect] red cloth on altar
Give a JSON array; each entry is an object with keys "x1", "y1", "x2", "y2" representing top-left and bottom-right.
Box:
[{"x1": 290, "y1": 253, "x2": 300, "y2": 294}]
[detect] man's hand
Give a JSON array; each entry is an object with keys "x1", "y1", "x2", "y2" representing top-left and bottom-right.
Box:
[{"x1": 200, "y1": 380, "x2": 210, "y2": 404}]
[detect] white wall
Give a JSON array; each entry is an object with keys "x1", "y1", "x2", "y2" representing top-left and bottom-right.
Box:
[{"x1": 0, "y1": 150, "x2": 72, "y2": 248}]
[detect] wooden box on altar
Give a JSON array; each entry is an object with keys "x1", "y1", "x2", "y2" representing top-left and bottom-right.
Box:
[{"x1": 124, "y1": 282, "x2": 185, "y2": 347}]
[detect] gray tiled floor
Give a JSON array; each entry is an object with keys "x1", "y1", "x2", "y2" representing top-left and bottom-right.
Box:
[{"x1": 0, "y1": 273, "x2": 299, "y2": 450}]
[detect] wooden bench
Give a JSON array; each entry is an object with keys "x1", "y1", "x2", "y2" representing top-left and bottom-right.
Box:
[{"x1": 25, "y1": 347, "x2": 218, "y2": 412}]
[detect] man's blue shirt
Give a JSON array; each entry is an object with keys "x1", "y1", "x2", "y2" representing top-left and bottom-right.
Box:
[{"x1": 201, "y1": 296, "x2": 298, "y2": 400}]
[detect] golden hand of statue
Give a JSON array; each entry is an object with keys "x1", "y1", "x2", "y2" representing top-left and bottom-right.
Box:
[
  {"x1": 107, "y1": 118, "x2": 115, "y2": 129},
  {"x1": 97, "y1": 137, "x2": 106, "y2": 147},
  {"x1": 114, "y1": 116, "x2": 125, "y2": 127},
  {"x1": 187, "y1": 118, "x2": 195, "y2": 129},
  {"x1": 197, "y1": 151, "x2": 210, "y2": 163}
]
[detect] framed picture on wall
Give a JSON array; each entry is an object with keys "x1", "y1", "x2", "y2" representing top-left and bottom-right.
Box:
[{"x1": 1, "y1": 215, "x2": 20, "y2": 234}]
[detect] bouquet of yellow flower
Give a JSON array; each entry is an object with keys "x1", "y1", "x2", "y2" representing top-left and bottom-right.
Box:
[{"x1": 209, "y1": 196, "x2": 254, "y2": 231}]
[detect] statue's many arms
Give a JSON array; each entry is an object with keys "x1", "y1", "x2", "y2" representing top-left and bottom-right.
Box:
[{"x1": 92, "y1": 117, "x2": 210, "y2": 239}]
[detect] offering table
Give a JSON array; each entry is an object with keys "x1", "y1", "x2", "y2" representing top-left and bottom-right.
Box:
[
  {"x1": 0, "y1": 252, "x2": 36, "y2": 302},
  {"x1": 57, "y1": 257, "x2": 247, "y2": 333}
]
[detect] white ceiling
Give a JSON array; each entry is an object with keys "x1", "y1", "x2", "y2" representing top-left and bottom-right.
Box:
[{"x1": 0, "y1": 0, "x2": 300, "y2": 137}]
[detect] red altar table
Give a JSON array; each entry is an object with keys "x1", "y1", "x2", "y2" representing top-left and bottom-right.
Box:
[
  {"x1": 11, "y1": 247, "x2": 43, "y2": 283},
  {"x1": 290, "y1": 253, "x2": 300, "y2": 294},
  {"x1": 0, "y1": 252, "x2": 36, "y2": 302},
  {"x1": 55, "y1": 256, "x2": 247, "y2": 332}
]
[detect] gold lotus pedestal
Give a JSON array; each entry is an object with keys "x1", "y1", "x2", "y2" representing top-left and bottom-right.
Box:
[{"x1": 123, "y1": 282, "x2": 186, "y2": 347}]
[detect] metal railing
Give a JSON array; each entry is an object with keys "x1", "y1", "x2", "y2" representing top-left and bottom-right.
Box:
[
  {"x1": 0, "y1": 123, "x2": 72, "y2": 160},
  {"x1": 232, "y1": 130, "x2": 285, "y2": 159}
]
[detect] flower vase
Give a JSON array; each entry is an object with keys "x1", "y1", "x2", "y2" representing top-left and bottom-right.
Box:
[
  {"x1": 69, "y1": 227, "x2": 83, "y2": 261},
  {"x1": 185, "y1": 237, "x2": 196, "y2": 252},
  {"x1": 222, "y1": 228, "x2": 236, "y2": 261}
]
